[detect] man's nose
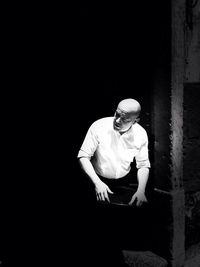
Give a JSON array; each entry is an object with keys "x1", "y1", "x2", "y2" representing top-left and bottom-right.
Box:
[{"x1": 116, "y1": 117, "x2": 121, "y2": 123}]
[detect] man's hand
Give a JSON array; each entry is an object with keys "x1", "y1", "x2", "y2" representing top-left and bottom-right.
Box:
[
  {"x1": 129, "y1": 191, "x2": 148, "y2": 207},
  {"x1": 95, "y1": 181, "x2": 113, "y2": 202}
]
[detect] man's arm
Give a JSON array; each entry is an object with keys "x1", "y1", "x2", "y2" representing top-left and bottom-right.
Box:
[
  {"x1": 79, "y1": 157, "x2": 113, "y2": 202},
  {"x1": 137, "y1": 167, "x2": 149, "y2": 194},
  {"x1": 129, "y1": 167, "x2": 149, "y2": 206}
]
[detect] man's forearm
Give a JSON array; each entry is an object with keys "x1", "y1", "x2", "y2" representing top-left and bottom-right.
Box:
[
  {"x1": 78, "y1": 157, "x2": 102, "y2": 186},
  {"x1": 136, "y1": 167, "x2": 149, "y2": 193}
]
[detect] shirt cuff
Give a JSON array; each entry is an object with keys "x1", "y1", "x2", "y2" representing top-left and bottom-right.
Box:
[
  {"x1": 136, "y1": 160, "x2": 151, "y2": 169},
  {"x1": 77, "y1": 149, "x2": 91, "y2": 159}
]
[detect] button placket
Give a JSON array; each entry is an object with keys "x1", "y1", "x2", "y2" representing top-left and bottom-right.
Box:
[{"x1": 115, "y1": 135, "x2": 124, "y2": 178}]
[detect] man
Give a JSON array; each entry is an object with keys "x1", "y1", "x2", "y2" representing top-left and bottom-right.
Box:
[
  {"x1": 77, "y1": 98, "x2": 150, "y2": 206},
  {"x1": 77, "y1": 98, "x2": 151, "y2": 267}
]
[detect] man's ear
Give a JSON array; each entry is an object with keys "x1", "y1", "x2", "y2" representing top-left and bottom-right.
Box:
[{"x1": 135, "y1": 117, "x2": 140, "y2": 123}]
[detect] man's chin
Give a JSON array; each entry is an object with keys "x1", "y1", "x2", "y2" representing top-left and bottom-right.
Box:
[
  {"x1": 114, "y1": 124, "x2": 130, "y2": 133},
  {"x1": 113, "y1": 124, "x2": 121, "y2": 131}
]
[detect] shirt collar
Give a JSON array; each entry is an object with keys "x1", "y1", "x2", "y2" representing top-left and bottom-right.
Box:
[{"x1": 114, "y1": 122, "x2": 137, "y2": 138}]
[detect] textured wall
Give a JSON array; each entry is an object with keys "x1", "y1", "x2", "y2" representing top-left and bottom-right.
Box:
[
  {"x1": 185, "y1": 1, "x2": 200, "y2": 82},
  {"x1": 183, "y1": 83, "x2": 200, "y2": 191},
  {"x1": 183, "y1": 82, "x2": 200, "y2": 248},
  {"x1": 183, "y1": 0, "x2": 200, "y2": 254},
  {"x1": 150, "y1": 1, "x2": 186, "y2": 266},
  {"x1": 171, "y1": 0, "x2": 185, "y2": 190}
]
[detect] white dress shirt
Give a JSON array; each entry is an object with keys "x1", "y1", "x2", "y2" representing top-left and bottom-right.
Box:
[{"x1": 77, "y1": 117, "x2": 150, "y2": 179}]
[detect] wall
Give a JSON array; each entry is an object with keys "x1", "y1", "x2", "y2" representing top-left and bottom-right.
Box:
[
  {"x1": 183, "y1": 83, "x2": 200, "y2": 249},
  {"x1": 150, "y1": 1, "x2": 186, "y2": 266},
  {"x1": 185, "y1": 1, "x2": 200, "y2": 82},
  {"x1": 183, "y1": 0, "x2": 200, "y2": 251}
]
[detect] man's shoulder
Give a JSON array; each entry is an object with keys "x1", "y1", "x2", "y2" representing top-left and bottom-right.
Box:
[{"x1": 133, "y1": 123, "x2": 148, "y2": 136}]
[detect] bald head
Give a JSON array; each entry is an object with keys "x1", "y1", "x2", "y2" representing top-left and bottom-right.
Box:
[
  {"x1": 117, "y1": 98, "x2": 141, "y2": 117},
  {"x1": 113, "y1": 98, "x2": 141, "y2": 133}
]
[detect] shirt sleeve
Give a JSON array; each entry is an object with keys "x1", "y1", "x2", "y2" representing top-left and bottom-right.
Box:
[
  {"x1": 135, "y1": 133, "x2": 151, "y2": 169},
  {"x1": 77, "y1": 124, "x2": 99, "y2": 159}
]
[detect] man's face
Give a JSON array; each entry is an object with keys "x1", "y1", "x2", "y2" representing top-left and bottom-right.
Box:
[{"x1": 113, "y1": 108, "x2": 137, "y2": 133}]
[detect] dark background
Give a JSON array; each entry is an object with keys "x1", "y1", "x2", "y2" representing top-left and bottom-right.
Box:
[
  {"x1": 1, "y1": 2, "x2": 171, "y2": 266},
  {"x1": 70, "y1": 2, "x2": 170, "y2": 158}
]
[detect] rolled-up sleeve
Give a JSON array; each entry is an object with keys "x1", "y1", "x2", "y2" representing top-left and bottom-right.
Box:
[
  {"x1": 135, "y1": 136, "x2": 151, "y2": 169},
  {"x1": 77, "y1": 125, "x2": 99, "y2": 159}
]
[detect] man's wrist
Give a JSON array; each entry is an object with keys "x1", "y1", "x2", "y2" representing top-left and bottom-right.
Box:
[
  {"x1": 136, "y1": 188, "x2": 145, "y2": 194},
  {"x1": 93, "y1": 176, "x2": 103, "y2": 187}
]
